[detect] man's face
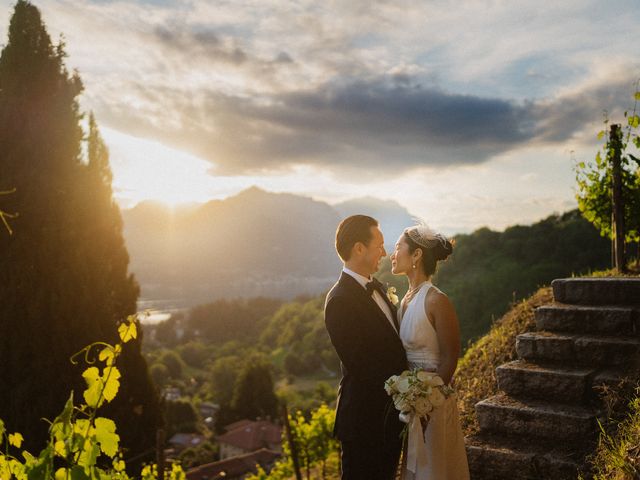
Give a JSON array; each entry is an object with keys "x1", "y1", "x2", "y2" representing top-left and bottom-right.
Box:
[{"x1": 361, "y1": 226, "x2": 386, "y2": 276}]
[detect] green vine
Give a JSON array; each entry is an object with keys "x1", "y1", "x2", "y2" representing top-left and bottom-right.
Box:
[
  {"x1": 0, "y1": 315, "x2": 185, "y2": 479},
  {"x1": 575, "y1": 81, "x2": 640, "y2": 243}
]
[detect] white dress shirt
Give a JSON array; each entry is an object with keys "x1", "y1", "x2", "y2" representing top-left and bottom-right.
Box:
[{"x1": 342, "y1": 267, "x2": 397, "y2": 332}]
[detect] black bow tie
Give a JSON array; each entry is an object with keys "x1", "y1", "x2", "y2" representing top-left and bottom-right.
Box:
[{"x1": 365, "y1": 278, "x2": 384, "y2": 296}]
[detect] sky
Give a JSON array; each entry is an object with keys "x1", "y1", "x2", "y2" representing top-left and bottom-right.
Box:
[{"x1": 1, "y1": 0, "x2": 639, "y2": 234}]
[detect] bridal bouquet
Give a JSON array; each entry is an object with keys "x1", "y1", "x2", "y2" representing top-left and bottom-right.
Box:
[
  {"x1": 385, "y1": 369, "x2": 454, "y2": 420},
  {"x1": 385, "y1": 369, "x2": 455, "y2": 472}
]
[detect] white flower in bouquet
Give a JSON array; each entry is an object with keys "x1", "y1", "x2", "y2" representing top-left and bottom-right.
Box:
[
  {"x1": 396, "y1": 376, "x2": 410, "y2": 393},
  {"x1": 417, "y1": 370, "x2": 444, "y2": 387},
  {"x1": 394, "y1": 396, "x2": 409, "y2": 412},
  {"x1": 413, "y1": 396, "x2": 433, "y2": 417},
  {"x1": 384, "y1": 375, "x2": 399, "y2": 395},
  {"x1": 384, "y1": 368, "x2": 454, "y2": 423}
]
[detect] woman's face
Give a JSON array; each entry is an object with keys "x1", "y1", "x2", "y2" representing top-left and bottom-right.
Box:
[{"x1": 390, "y1": 234, "x2": 412, "y2": 275}]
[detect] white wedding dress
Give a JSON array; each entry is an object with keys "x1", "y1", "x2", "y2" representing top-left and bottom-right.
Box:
[{"x1": 398, "y1": 281, "x2": 470, "y2": 480}]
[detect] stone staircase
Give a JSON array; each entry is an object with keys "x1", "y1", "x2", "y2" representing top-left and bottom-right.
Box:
[{"x1": 466, "y1": 277, "x2": 640, "y2": 479}]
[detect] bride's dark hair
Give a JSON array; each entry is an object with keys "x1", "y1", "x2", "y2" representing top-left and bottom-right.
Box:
[{"x1": 403, "y1": 232, "x2": 453, "y2": 276}]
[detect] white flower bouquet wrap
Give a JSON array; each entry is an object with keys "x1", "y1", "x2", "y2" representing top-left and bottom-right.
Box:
[{"x1": 384, "y1": 369, "x2": 455, "y2": 473}]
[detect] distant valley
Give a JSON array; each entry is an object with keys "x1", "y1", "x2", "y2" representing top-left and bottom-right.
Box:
[{"x1": 122, "y1": 187, "x2": 416, "y2": 307}]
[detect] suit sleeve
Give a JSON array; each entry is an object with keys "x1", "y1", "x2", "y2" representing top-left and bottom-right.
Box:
[{"x1": 325, "y1": 294, "x2": 392, "y2": 384}]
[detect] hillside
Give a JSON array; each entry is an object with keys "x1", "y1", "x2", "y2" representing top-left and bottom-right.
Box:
[
  {"x1": 123, "y1": 187, "x2": 342, "y2": 305},
  {"x1": 123, "y1": 187, "x2": 417, "y2": 306},
  {"x1": 434, "y1": 209, "x2": 611, "y2": 345}
]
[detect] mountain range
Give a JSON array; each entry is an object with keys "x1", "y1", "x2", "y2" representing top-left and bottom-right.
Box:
[{"x1": 122, "y1": 187, "x2": 416, "y2": 307}]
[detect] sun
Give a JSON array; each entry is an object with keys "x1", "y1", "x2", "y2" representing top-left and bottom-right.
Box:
[{"x1": 102, "y1": 127, "x2": 216, "y2": 208}]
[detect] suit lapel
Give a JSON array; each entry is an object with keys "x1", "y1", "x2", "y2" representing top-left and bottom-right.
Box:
[{"x1": 339, "y1": 273, "x2": 399, "y2": 335}]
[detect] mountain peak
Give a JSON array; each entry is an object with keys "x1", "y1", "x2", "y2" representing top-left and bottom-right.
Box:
[{"x1": 236, "y1": 185, "x2": 267, "y2": 198}]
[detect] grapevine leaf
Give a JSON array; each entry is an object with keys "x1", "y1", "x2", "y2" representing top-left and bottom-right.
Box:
[
  {"x1": 55, "y1": 467, "x2": 68, "y2": 480},
  {"x1": 69, "y1": 465, "x2": 90, "y2": 480},
  {"x1": 78, "y1": 442, "x2": 99, "y2": 471},
  {"x1": 74, "y1": 420, "x2": 91, "y2": 436},
  {"x1": 101, "y1": 367, "x2": 121, "y2": 403},
  {"x1": 9, "y1": 459, "x2": 26, "y2": 479},
  {"x1": 98, "y1": 346, "x2": 115, "y2": 366},
  {"x1": 9, "y1": 433, "x2": 23, "y2": 448},
  {"x1": 629, "y1": 115, "x2": 640, "y2": 128},
  {"x1": 118, "y1": 321, "x2": 137, "y2": 343},
  {"x1": 112, "y1": 458, "x2": 125, "y2": 472},
  {"x1": 94, "y1": 418, "x2": 119, "y2": 457},
  {"x1": 597, "y1": 130, "x2": 605, "y2": 140},
  {"x1": 635, "y1": 91, "x2": 640, "y2": 101},
  {"x1": 27, "y1": 444, "x2": 53, "y2": 480},
  {"x1": 54, "y1": 440, "x2": 67, "y2": 457},
  {"x1": 0, "y1": 419, "x2": 4, "y2": 439},
  {"x1": 82, "y1": 367, "x2": 103, "y2": 408},
  {"x1": 51, "y1": 393, "x2": 74, "y2": 440}
]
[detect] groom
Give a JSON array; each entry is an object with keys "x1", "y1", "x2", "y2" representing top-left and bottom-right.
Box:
[{"x1": 324, "y1": 215, "x2": 408, "y2": 480}]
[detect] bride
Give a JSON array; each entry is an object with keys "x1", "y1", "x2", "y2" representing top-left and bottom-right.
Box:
[{"x1": 390, "y1": 225, "x2": 470, "y2": 480}]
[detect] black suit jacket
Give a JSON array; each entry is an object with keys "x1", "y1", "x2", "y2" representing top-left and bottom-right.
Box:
[{"x1": 324, "y1": 272, "x2": 408, "y2": 443}]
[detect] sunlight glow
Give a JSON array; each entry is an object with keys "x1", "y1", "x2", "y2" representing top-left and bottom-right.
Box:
[{"x1": 103, "y1": 127, "x2": 216, "y2": 207}]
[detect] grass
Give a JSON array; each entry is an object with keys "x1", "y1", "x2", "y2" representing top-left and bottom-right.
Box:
[
  {"x1": 454, "y1": 286, "x2": 553, "y2": 436},
  {"x1": 587, "y1": 384, "x2": 640, "y2": 479}
]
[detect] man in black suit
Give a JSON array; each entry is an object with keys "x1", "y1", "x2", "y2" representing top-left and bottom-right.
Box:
[{"x1": 324, "y1": 215, "x2": 408, "y2": 480}]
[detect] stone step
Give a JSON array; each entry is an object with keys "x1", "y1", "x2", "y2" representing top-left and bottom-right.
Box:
[
  {"x1": 475, "y1": 393, "x2": 598, "y2": 442},
  {"x1": 516, "y1": 331, "x2": 640, "y2": 367},
  {"x1": 536, "y1": 304, "x2": 639, "y2": 336},
  {"x1": 496, "y1": 360, "x2": 631, "y2": 406},
  {"x1": 552, "y1": 277, "x2": 640, "y2": 306},
  {"x1": 466, "y1": 433, "x2": 582, "y2": 480},
  {"x1": 496, "y1": 360, "x2": 594, "y2": 404}
]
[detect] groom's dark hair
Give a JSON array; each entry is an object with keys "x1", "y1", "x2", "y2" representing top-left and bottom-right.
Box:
[{"x1": 335, "y1": 215, "x2": 379, "y2": 261}]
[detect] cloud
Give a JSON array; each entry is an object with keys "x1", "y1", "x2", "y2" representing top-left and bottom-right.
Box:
[
  {"x1": 3, "y1": 0, "x2": 638, "y2": 179},
  {"x1": 93, "y1": 69, "x2": 638, "y2": 176}
]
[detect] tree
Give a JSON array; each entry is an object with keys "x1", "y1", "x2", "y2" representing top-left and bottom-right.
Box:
[
  {"x1": 231, "y1": 355, "x2": 279, "y2": 421},
  {"x1": 160, "y1": 351, "x2": 185, "y2": 379},
  {"x1": 164, "y1": 399, "x2": 199, "y2": 437},
  {"x1": 575, "y1": 85, "x2": 640, "y2": 262},
  {"x1": 209, "y1": 355, "x2": 243, "y2": 407},
  {"x1": 0, "y1": 0, "x2": 160, "y2": 463},
  {"x1": 150, "y1": 363, "x2": 171, "y2": 388},
  {"x1": 178, "y1": 341, "x2": 208, "y2": 367},
  {"x1": 178, "y1": 441, "x2": 218, "y2": 469}
]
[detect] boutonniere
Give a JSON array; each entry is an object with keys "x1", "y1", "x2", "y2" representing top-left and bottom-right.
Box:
[{"x1": 386, "y1": 286, "x2": 399, "y2": 306}]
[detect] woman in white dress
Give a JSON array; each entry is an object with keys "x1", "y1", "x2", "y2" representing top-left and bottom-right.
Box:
[{"x1": 390, "y1": 225, "x2": 470, "y2": 480}]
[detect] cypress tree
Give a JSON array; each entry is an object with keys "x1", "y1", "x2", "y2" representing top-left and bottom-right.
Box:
[{"x1": 0, "y1": 0, "x2": 161, "y2": 463}]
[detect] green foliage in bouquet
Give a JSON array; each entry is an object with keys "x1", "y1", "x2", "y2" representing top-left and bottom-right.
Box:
[{"x1": 0, "y1": 316, "x2": 185, "y2": 480}]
